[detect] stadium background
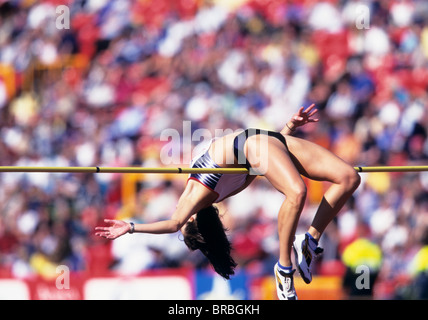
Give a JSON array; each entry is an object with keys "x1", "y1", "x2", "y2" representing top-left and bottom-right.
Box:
[{"x1": 0, "y1": 0, "x2": 428, "y2": 299}]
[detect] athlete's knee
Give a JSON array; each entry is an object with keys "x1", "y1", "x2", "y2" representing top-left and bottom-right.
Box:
[
  {"x1": 341, "y1": 167, "x2": 361, "y2": 192},
  {"x1": 284, "y1": 183, "x2": 307, "y2": 207}
]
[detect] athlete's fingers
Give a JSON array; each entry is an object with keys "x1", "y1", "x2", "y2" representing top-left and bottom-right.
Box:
[
  {"x1": 304, "y1": 104, "x2": 316, "y2": 113},
  {"x1": 95, "y1": 227, "x2": 110, "y2": 231},
  {"x1": 95, "y1": 232, "x2": 108, "y2": 237},
  {"x1": 308, "y1": 108, "x2": 318, "y2": 117},
  {"x1": 103, "y1": 219, "x2": 117, "y2": 225}
]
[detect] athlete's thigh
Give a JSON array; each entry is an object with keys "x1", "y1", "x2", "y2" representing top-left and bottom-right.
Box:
[
  {"x1": 285, "y1": 135, "x2": 354, "y2": 184},
  {"x1": 245, "y1": 135, "x2": 305, "y2": 193}
]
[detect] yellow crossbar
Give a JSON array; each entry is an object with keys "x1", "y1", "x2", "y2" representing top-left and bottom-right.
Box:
[
  {"x1": 0, "y1": 166, "x2": 427, "y2": 174},
  {"x1": 0, "y1": 166, "x2": 249, "y2": 174},
  {"x1": 354, "y1": 166, "x2": 428, "y2": 173}
]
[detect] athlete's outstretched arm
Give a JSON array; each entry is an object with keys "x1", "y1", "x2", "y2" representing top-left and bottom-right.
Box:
[
  {"x1": 95, "y1": 217, "x2": 181, "y2": 240},
  {"x1": 95, "y1": 189, "x2": 207, "y2": 240},
  {"x1": 281, "y1": 104, "x2": 319, "y2": 135}
]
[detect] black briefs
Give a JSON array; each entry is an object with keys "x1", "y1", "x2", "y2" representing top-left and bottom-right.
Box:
[{"x1": 233, "y1": 129, "x2": 288, "y2": 169}]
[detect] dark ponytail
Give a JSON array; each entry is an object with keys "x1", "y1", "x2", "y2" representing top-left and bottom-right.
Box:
[{"x1": 183, "y1": 205, "x2": 237, "y2": 279}]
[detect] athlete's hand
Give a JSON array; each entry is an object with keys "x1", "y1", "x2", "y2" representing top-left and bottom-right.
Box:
[
  {"x1": 95, "y1": 219, "x2": 131, "y2": 240},
  {"x1": 290, "y1": 104, "x2": 319, "y2": 128}
]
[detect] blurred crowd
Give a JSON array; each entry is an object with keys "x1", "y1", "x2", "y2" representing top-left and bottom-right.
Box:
[{"x1": 1, "y1": 0, "x2": 428, "y2": 299}]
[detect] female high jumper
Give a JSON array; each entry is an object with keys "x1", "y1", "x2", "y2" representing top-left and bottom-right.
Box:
[{"x1": 95, "y1": 104, "x2": 361, "y2": 300}]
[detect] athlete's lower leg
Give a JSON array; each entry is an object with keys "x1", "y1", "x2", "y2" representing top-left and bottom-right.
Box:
[
  {"x1": 277, "y1": 187, "x2": 306, "y2": 267},
  {"x1": 308, "y1": 170, "x2": 360, "y2": 241}
]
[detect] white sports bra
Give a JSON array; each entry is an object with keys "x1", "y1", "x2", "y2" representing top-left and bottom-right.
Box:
[{"x1": 188, "y1": 139, "x2": 247, "y2": 203}]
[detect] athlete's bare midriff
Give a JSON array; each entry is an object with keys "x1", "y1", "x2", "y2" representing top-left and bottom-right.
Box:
[
  {"x1": 208, "y1": 132, "x2": 241, "y2": 168},
  {"x1": 208, "y1": 130, "x2": 289, "y2": 169}
]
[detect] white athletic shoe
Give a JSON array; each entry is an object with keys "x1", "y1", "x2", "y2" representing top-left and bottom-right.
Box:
[
  {"x1": 293, "y1": 233, "x2": 323, "y2": 284},
  {"x1": 274, "y1": 263, "x2": 298, "y2": 300}
]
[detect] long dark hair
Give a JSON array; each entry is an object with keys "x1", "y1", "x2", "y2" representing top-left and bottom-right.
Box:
[{"x1": 183, "y1": 205, "x2": 237, "y2": 279}]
